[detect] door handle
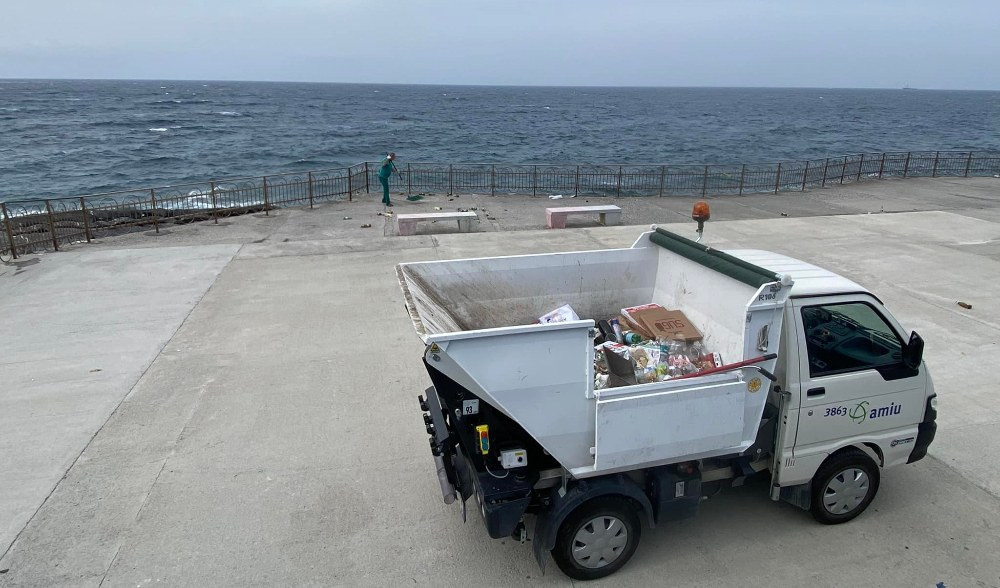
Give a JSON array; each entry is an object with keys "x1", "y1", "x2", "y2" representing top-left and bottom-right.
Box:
[{"x1": 807, "y1": 387, "x2": 826, "y2": 397}]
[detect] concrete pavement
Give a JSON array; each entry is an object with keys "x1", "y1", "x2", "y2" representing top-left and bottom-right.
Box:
[
  {"x1": 1, "y1": 177, "x2": 999, "y2": 587},
  {"x1": 0, "y1": 245, "x2": 239, "y2": 561}
]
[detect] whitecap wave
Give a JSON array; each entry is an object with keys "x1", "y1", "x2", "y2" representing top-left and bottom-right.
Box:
[
  {"x1": 148, "y1": 127, "x2": 168, "y2": 132},
  {"x1": 218, "y1": 111, "x2": 241, "y2": 116},
  {"x1": 0, "y1": 107, "x2": 18, "y2": 111},
  {"x1": 169, "y1": 125, "x2": 182, "y2": 129}
]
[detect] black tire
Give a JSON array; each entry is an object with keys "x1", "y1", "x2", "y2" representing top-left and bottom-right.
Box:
[
  {"x1": 810, "y1": 448, "x2": 880, "y2": 525},
  {"x1": 551, "y1": 497, "x2": 642, "y2": 581}
]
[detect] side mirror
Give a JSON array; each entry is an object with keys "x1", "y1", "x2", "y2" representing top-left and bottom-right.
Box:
[{"x1": 903, "y1": 331, "x2": 924, "y2": 369}]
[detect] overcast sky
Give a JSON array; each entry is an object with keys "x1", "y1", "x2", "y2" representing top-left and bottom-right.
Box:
[{"x1": 3, "y1": 0, "x2": 999, "y2": 89}]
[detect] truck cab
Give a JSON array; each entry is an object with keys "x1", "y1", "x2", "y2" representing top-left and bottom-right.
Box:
[{"x1": 751, "y1": 250, "x2": 937, "y2": 515}]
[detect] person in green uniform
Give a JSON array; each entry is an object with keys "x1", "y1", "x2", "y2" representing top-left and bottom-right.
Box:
[{"x1": 378, "y1": 152, "x2": 398, "y2": 206}]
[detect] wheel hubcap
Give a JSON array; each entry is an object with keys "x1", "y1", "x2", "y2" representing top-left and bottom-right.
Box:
[
  {"x1": 823, "y1": 467, "x2": 870, "y2": 514},
  {"x1": 571, "y1": 516, "x2": 628, "y2": 568}
]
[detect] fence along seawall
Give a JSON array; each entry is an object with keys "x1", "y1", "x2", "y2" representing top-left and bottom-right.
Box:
[{"x1": 2, "y1": 150, "x2": 999, "y2": 259}]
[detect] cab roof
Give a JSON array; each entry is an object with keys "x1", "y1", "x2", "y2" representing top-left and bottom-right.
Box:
[{"x1": 725, "y1": 249, "x2": 872, "y2": 298}]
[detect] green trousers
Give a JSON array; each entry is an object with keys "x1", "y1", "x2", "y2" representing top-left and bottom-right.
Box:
[{"x1": 379, "y1": 176, "x2": 390, "y2": 204}]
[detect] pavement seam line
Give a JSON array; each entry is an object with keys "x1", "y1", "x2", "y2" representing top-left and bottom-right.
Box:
[
  {"x1": 0, "y1": 244, "x2": 242, "y2": 566},
  {"x1": 134, "y1": 458, "x2": 170, "y2": 521},
  {"x1": 97, "y1": 545, "x2": 123, "y2": 588}
]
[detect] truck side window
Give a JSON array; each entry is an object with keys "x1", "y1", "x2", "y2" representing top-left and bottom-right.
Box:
[{"x1": 801, "y1": 302, "x2": 903, "y2": 377}]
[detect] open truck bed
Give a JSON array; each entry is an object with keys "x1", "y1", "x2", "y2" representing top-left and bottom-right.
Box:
[{"x1": 397, "y1": 228, "x2": 793, "y2": 478}]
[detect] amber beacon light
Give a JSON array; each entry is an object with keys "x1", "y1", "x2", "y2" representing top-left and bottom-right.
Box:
[{"x1": 692, "y1": 201, "x2": 711, "y2": 242}]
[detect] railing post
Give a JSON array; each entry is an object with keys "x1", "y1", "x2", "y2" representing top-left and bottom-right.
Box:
[
  {"x1": 347, "y1": 167, "x2": 353, "y2": 201},
  {"x1": 774, "y1": 163, "x2": 782, "y2": 194},
  {"x1": 533, "y1": 165, "x2": 538, "y2": 197},
  {"x1": 932, "y1": 151, "x2": 940, "y2": 177},
  {"x1": 448, "y1": 164, "x2": 454, "y2": 195},
  {"x1": 146, "y1": 190, "x2": 158, "y2": 235},
  {"x1": 80, "y1": 197, "x2": 93, "y2": 241},
  {"x1": 658, "y1": 165, "x2": 666, "y2": 197},
  {"x1": 738, "y1": 164, "x2": 746, "y2": 195},
  {"x1": 407, "y1": 163, "x2": 412, "y2": 196},
  {"x1": 856, "y1": 154, "x2": 865, "y2": 182},
  {"x1": 839, "y1": 156, "x2": 848, "y2": 184},
  {"x1": 801, "y1": 161, "x2": 810, "y2": 191},
  {"x1": 262, "y1": 176, "x2": 270, "y2": 215},
  {"x1": 616, "y1": 166, "x2": 623, "y2": 198},
  {"x1": 702, "y1": 165, "x2": 709, "y2": 197},
  {"x1": 575, "y1": 165, "x2": 581, "y2": 197},
  {"x1": 210, "y1": 180, "x2": 219, "y2": 223},
  {"x1": 965, "y1": 151, "x2": 974, "y2": 177},
  {"x1": 307, "y1": 172, "x2": 314, "y2": 208},
  {"x1": 878, "y1": 153, "x2": 886, "y2": 179},
  {"x1": 45, "y1": 199, "x2": 59, "y2": 251},
  {"x1": 491, "y1": 165, "x2": 496, "y2": 197},
  {"x1": 821, "y1": 158, "x2": 830, "y2": 187},
  {"x1": 2, "y1": 202, "x2": 18, "y2": 260},
  {"x1": 364, "y1": 162, "x2": 370, "y2": 194},
  {"x1": 903, "y1": 152, "x2": 911, "y2": 177}
]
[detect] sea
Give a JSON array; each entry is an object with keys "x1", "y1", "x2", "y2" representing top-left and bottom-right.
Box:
[{"x1": 1, "y1": 79, "x2": 999, "y2": 203}]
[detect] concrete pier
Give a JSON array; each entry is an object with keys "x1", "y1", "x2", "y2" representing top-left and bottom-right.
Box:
[{"x1": 1, "y1": 176, "x2": 999, "y2": 587}]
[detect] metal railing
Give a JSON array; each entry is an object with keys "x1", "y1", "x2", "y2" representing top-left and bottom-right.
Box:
[{"x1": 2, "y1": 151, "x2": 998, "y2": 259}]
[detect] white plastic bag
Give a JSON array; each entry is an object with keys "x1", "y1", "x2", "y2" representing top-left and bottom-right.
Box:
[{"x1": 538, "y1": 304, "x2": 580, "y2": 324}]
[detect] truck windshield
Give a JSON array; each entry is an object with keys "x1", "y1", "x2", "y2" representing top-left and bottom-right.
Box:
[{"x1": 801, "y1": 302, "x2": 903, "y2": 377}]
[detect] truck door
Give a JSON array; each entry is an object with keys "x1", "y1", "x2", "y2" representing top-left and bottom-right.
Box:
[{"x1": 791, "y1": 296, "x2": 925, "y2": 455}]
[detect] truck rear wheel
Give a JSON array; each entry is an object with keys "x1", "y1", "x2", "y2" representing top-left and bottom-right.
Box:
[
  {"x1": 551, "y1": 497, "x2": 641, "y2": 581},
  {"x1": 810, "y1": 448, "x2": 880, "y2": 525}
]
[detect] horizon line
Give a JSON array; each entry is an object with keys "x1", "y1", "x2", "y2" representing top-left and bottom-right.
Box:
[{"x1": 1, "y1": 77, "x2": 997, "y2": 92}]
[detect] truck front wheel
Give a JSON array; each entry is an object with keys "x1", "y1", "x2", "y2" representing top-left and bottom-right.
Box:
[
  {"x1": 551, "y1": 497, "x2": 642, "y2": 581},
  {"x1": 810, "y1": 448, "x2": 880, "y2": 525}
]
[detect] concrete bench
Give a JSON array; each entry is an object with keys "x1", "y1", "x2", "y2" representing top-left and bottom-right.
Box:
[
  {"x1": 546, "y1": 205, "x2": 622, "y2": 229},
  {"x1": 397, "y1": 211, "x2": 478, "y2": 236}
]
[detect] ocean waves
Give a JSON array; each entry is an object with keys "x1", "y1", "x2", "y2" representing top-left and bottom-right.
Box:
[{"x1": 3, "y1": 79, "x2": 1000, "y2": 202}]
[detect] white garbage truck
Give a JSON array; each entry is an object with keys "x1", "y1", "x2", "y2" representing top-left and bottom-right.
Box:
[{"x1": 396, "y1": 226, "x2": 937, "y2": 581}]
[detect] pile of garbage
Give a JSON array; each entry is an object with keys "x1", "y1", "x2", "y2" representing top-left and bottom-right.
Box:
[{"x1": 537, "y1": 303, "x2": 723, "y2": 389}]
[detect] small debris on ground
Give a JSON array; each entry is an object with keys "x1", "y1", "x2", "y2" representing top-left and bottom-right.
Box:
[
  {"x1": 780, "y1": 212, "x2": 789, "y2": 217},
  {"x1": 957, "y1": 301, "x2": 972, "y2": 309},
  {"x1": 360, "y1": 223, "x2": 372, "y2": 228},
  {"x1": 89, "y1": 368, "x2": 102, "y2": 373},
  {"x1": 343, "y1": 216, "x2": 352, "y2": 220},
  {"x1": 434, "y1": 206, "x2": 443, "y2": 211}
]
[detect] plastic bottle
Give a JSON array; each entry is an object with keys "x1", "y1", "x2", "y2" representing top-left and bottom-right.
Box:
[{"x1": 623, "y1": 331, "x2": 644, "y2": 345}]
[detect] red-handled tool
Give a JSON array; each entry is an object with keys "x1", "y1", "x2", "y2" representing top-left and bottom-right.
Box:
[{"x1": 670, "y1": 353, "x2": 778, "y2": 382}]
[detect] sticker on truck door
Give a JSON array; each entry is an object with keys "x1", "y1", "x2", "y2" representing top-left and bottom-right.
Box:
[
  {"x1": 462, "y1": 399, "x2": 480, "y2": 415},
  {"x1": 820, "y1": 400, "x2": 903, "y2": 424}
]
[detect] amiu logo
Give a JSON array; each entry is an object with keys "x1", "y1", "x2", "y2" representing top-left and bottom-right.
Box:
[
  {"x1": 849, "y1": 401, "x2": 869, "y2": 424},
  {"x1": 850, "y1": 401, "x2": 902, "y2": 424}
]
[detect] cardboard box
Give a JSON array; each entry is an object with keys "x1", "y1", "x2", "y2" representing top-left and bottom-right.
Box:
[
  {"x1": 623, "y1": 304, "x2": 702, "y2": 342},
  {"x1": 616, "y1": 314, "x2": 653, "y2": 340}
]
